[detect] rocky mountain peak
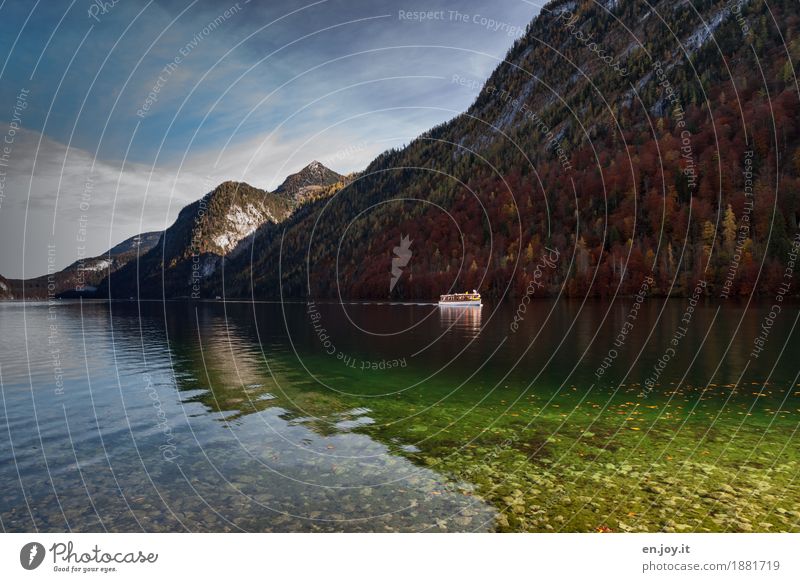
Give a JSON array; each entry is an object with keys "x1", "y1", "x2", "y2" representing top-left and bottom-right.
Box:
[{"x1": 274, "y1": 160, "x2": 343, "y2": 203}]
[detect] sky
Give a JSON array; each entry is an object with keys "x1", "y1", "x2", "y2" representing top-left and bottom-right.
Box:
[{"x1": 0, "y1": 0, "x2": 541, "y2": 278}]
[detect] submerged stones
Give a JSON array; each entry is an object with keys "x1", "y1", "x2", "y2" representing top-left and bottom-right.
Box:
[{"x1": 386, "y1": 417, "x2": 800, "y2": 533}]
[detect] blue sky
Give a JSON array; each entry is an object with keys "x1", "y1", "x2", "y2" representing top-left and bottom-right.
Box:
[{"x1": 0, "y1": 0, "x2": 540, "y2": 277}]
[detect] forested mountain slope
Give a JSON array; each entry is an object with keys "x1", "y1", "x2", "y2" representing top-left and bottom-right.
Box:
[{"x1": 211, "y1": 0, "x2": 800, "y2": 301}]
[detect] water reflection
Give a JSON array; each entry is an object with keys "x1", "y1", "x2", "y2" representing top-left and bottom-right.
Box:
[
  {"x1": 0, "y1": 301, "x2": 497, "y2": 532},
  {"x1": 2, "y1": 299, "x2": 799, "y2": 533},
  {"x1": 439, "y1": 305, "x2": 483, "y2": 338}
]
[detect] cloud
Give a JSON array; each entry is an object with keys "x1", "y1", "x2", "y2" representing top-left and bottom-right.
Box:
[{"x1": 0, "y1": 125, "x2": 207, "y2": 278}]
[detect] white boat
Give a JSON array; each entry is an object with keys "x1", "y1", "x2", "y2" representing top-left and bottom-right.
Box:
[{"x1": 439, "y1": 290, "x2": 482, "y2": 307}]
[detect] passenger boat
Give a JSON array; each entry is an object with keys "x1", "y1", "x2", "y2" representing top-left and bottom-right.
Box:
[{"x1": 438, "y1": 290, "x2": 482, "y2": 307}]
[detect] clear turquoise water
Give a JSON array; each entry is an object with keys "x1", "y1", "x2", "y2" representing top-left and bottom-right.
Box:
[{"x1": 1, "y1": 299, "x2": 798, "y2": 532}]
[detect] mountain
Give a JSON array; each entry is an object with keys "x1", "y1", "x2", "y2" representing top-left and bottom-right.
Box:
[
  {"x1": 102, "y1": 181, "x2": 292, "y2": 298},
  {"x1": 1, "y1": 168, "x2": 335, "y2": 301},
  {"x1": 106, "y1": 231, "x2": 163, "y2": 257},
  {"x1": 0, "y1": 275, "x2": 12, "y2": 300},
  {"x1": 204, "y1": 0, "x2": 800, "y2": 301},
  {"x1": 5, "y1": 0, "x2": 798, "y2": 303},
  {"x1": 1, "y1": 231, "x2": 161, "y2": 299},
  {"x1": 274, "y1": 160, "x2": 344, "y2": 203}
]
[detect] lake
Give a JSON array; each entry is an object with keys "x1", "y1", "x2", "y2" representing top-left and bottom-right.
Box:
[{"x1": 1, "y1": 298, "x2": 798, "y2": 532}]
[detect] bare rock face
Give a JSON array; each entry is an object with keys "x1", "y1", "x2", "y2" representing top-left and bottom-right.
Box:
[
  {"x1": 101, "y1": 181, "x2": 293, "y2": 298},
  {"x1": 0, "y1": 275, "x2": 12, "y2": 300}
]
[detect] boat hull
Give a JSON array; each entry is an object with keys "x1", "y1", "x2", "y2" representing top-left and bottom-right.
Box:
[{"x1": 438, "y1": 301, "x2": 482, "y2": 307}]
